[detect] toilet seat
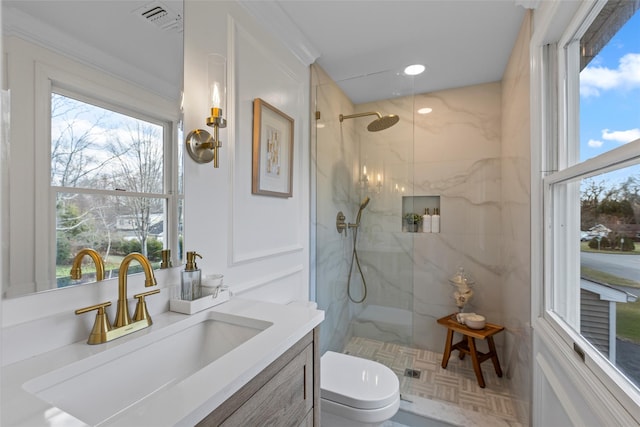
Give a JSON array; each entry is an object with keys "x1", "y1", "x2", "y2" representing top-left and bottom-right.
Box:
[{"x1": 321, "y1": 351, "x2": 399, "y2": 410}]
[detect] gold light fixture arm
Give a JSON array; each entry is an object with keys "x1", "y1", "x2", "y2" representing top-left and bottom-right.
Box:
[{"x1": 185, "y1": 109, "x2": 226, "y2": 168}]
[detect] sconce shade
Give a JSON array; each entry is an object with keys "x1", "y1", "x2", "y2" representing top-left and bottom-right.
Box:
[
  {"x1": 210, "y1": 81, "x2": 222, "y2": 109},
  {"x1": 207, "y1": 54, "x2": 226, "y2": 124}
]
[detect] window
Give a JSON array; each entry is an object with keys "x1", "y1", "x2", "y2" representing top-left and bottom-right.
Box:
[
  {"x1": 544, "y1": 0, "x2": 640, "y2": 404},
  {"x1": 51, "y1": 90, "x2": 182, "y2": 286},
  {"x1": 2, "y1": 38, "x2": 183, "y2": 298}
]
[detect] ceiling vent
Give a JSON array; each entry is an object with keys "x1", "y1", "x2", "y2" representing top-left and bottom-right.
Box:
[{"x1": 133, "y1": 1, "x2": 183, "y2": 33}]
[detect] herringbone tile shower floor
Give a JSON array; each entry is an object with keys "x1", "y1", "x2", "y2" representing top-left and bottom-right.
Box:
[{"x1": 344, "y1": 336, "x2": 526, "y2": 426}]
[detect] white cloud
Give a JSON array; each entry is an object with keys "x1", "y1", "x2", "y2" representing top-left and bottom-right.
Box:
[
  {"x1": 587, "y1": 139, "x2": 603, "y2": 148},
  {"x1": 580, "y1": 53, "x2": 640, "y2": 97},
  {"x1": 601, "y1": 128, "x2": 640, "y2": 144}
]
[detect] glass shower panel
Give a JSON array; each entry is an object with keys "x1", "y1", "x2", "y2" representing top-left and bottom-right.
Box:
[{"x1": 312, "y1": 65, "x2": 417, "y2": 359}]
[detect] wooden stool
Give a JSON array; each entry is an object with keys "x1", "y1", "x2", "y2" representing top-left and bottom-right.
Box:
[{"x1": 437, "y1": 314, "x2": 504, "y2": 388}]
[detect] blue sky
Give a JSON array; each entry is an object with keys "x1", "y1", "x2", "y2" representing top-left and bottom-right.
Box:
[{"x1": 580, "y1": 10, "x2": 640, "y2": 162}]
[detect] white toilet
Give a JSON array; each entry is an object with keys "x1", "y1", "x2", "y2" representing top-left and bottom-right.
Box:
[
  {"x1": 286, "y1": 301, "x2": 400, "y2": 426},
  {"x1": 320, "y1": 351, "x2": 400, "y2": 426}
]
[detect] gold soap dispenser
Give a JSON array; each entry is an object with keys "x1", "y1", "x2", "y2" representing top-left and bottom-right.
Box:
[{"x1": 181, "y1": 251, "x2": 202, "y2": 301}]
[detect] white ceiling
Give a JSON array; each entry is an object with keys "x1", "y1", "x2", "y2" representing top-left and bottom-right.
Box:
[
  {"x1": 244, "y1": 0, "x2": 528, "y2": 103},
  {"x1": 3, "y1": 0, "x2": 184, "y2": 100},
  {"x1": 3, "y1": 1, "x2": 528, "y2": 104}
]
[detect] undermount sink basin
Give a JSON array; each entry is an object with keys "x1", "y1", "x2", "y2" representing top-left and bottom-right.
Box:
[{"x1": 23, "y1": 311, "x2": 272, "y2": 426}]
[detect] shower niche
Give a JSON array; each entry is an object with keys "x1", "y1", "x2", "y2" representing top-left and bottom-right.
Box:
[{"x1": 402, "y1": 196, "x2": 440, "y2": 233}]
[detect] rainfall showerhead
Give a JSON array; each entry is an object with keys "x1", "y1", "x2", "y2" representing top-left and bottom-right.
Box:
[{"x1": 339, "y1": 111, "x2": 399, "y2": 132}]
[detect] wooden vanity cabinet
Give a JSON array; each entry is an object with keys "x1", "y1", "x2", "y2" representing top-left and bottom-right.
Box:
[{"x1": 197, "y1": 328, "x2": 320, "y2": 427}]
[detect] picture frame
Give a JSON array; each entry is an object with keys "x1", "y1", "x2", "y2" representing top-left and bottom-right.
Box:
[{"x1": 252, "y1": 98, "x2": 294, "y2": 198}]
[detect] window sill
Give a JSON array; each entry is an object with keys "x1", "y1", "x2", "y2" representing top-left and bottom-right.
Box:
[{"x1": 534, "y1": 315, "x2": 640, "y2": 424}]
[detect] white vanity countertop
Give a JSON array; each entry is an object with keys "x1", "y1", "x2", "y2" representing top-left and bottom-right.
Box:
[{"x1": 1, "y1": 298, "x2": 324, "y2": 426}]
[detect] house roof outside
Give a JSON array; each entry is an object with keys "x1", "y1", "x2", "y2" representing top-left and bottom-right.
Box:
[{"x1": 581, "y1": 277, "x2": 638, "y2": 303}]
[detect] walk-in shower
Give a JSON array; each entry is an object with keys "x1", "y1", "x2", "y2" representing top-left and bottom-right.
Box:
[
  {"x1": 313, "y1": 62, "x2": 525, "y2": 426},
  {"x1": 339, "y1": 111, "x2": 399, "y2": 131}
]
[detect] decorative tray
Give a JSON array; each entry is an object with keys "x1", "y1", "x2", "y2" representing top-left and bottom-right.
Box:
[{"x1": 169, "y1": 288, "x2": 231, "y2": 315}]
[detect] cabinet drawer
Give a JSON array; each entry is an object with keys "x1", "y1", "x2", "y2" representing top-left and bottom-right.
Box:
[
  {"x1": 197, "y1": 330, "x2": 317, "y2": 427},
  {"x1": 221, "y1": 343, "x2": 313, "y2": 426}
]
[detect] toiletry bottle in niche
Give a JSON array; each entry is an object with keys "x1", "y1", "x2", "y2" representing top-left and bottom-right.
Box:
[
  {"x1": 181, "y1": 251, "x2": 202, "y2": 300},
  {"x1": 422, "y1": 208, "x2": 432, "y2": 233},
  {"x1": 432, "y1": 208, "x2": 440, "y2": 233}
]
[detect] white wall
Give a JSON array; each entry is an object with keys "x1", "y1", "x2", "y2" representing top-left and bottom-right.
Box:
[{"x1": 182, "y1": 1, "x2": 311, "y2": 304}]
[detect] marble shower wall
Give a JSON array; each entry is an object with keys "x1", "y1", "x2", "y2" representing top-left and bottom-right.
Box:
[
  {"x1": 499, "y1": 10, "x2": 532, "y2": 424},
  {"x1": 356, "y1": 83, "x2": 504, "y2": 353},
  {"x1": 313, "y1": 73, "x2": 506, "y2": 353}
]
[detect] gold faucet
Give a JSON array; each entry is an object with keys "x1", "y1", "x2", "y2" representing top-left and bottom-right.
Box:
[
  {"x1": 75, "y1": 252, "x2": 159, "y2": 344},
  {"x1": 70, "y1": 248, "x2": 105, "y2": 281},
  {"x1": 114, "y1": 252, "x2": 157, "y2": 327}
]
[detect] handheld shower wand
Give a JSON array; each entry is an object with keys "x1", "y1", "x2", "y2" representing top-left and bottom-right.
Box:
[
  {"x1": 355, "y1": 196, "x2": 370, "y2": 226},
  {"x1": 347, "y1": 196, "x2": 370, "y2": 303}
]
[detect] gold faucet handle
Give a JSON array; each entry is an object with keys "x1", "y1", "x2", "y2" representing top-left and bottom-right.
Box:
[
  {"x1": 75, "y1": 301, "x2": 112, "y2": 315},
  {"x1": 75, "y1": 302, "x2": 112, "y2": 345},
  {"x1": 133, "y1": 289, "x2": 160, "y2": 324}
]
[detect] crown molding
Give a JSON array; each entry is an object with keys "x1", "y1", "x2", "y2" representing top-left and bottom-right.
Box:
[{"x1": 237, "y1": 1, "x2": 320, "y2": 66}]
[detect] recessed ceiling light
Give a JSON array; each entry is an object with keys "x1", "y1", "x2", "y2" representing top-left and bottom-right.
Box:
[
  {"x1": 404, "y1": 64, "x2": 425, "y2": 76},
  {"x1": 418, "y1": 107, "x2": 433, "y2": 115}
]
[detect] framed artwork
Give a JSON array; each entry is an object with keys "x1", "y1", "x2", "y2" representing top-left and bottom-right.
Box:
[{"x1": 252, "y1": 98, "x2": 294, "y2": 198}]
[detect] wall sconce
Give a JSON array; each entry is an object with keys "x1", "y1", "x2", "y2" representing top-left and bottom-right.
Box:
[
  {"x1": 393, "y1": 184, "x2": 406, "y2": 194},
  {"x1": 186, "y1": 54, "x2": 227, "y2": 168},
  {"x1": 360, "y1": 164, "x2": 369, "y2": 190},
  {"x1": 360, "y1": 165, "x2": 384, "y2": 194}
]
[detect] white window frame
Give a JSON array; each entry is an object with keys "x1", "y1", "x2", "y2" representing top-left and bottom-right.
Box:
[
  {"x1": 28, "y1": 53, "x2": 181, "y2": 291},
  {"x1": 533, "y1": 0, "x2": 640, "y2": 422}
]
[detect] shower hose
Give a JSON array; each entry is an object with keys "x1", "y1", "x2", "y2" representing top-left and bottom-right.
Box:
[{"x1": 347, "y1": 225, "x2": 367, "y2": 303}]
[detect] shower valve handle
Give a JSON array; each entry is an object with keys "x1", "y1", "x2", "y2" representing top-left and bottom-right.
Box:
[{"x1": 336, "y1": 211, "x2": 348, "y2": 234}]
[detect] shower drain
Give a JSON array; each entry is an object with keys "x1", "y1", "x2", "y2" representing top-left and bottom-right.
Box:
[{"x1": 404, "y1": 368, "x2": 421, "y2": 379}]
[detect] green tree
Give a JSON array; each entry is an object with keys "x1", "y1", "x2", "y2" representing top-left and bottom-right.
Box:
[
  {"x1": 620, "y1": 176, "x2": 640, "y2": 225},
  {"x1": 106, "y1": 122, "x2": 164, "y2": 258},
  {"x1": 56, "y1": 201, "x2": 89, "y2": 263},
  {"x1": 581, "y1": 179, "x2": 606, "y2": 229}
]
